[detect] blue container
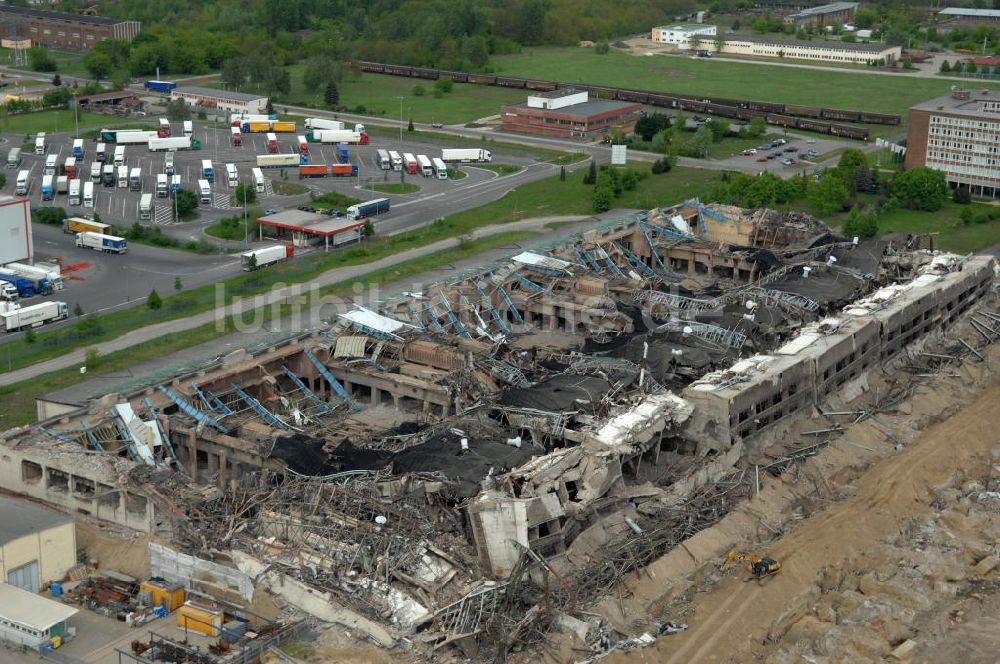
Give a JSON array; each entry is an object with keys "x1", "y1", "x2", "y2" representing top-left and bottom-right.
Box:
[{"x1": 50, "y1": 582, "x2": 62, "y2": 597}]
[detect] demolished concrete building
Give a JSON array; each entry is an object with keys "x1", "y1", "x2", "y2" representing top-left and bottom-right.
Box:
[{"x1": 1, "y1": 200, "x2": 996, "y2": 658}]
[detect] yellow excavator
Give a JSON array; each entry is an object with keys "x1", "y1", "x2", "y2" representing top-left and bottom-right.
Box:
[{"x1": 725, "y1": 550, "x2": 781, "y2": 580}]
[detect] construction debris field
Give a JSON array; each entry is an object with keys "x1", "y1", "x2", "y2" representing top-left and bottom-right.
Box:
[{"x1": 1, "y1": 199, "x2": 997, "y2": 664}]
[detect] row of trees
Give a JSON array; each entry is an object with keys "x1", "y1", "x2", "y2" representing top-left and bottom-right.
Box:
[{"x1": 940, "y1": 60, "x2": 999, "y2": 77}]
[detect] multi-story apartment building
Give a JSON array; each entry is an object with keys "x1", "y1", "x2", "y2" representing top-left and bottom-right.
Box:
[{"x1": 906, "y1": 89, "x2": 1000, "y2": 198}]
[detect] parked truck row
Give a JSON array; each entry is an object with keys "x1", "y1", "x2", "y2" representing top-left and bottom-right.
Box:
[{"x1": 1, "y1": 301, "x2": 69, "y2": 333}]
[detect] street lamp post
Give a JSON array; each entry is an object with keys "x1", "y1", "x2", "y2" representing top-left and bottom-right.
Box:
[{"x1": 398, "y1": 96, "x2": 405, "y2": 142}]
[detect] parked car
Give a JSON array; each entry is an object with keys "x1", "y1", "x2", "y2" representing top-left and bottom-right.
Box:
[
  {"x1": 431, "y1": 122, "x2": 444, "y2": 129},
  {"x1": 775, "y1": 138, "x2": 788, "y2": 146},
  {"x1": 806, "y1": 138, "x2": 818, "y2": 144},
  {"x1": 782, "y1": 158, "x2": 794, "y2": 165},
  {"x1": 784, "y1": 146, "x2": 798, "y2": 153},
  {"x1": 756, "y1": 156, "x2": 768, "y2": 162},
  {"x1": 807, "y1": 149, "x2": 820, "y2": 157},
  {"x1": 742, "y1": 149, "x2": 757, "y2": 156}
]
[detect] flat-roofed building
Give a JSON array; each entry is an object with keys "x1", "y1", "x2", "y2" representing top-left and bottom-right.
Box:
[
  {"x1": 0, "y1": 6, "x2": 140, "y2": 49},
  {"x1": 713, "y1": 34, "x2": 900, "y2": 65},
  {"x1": 170, "y1": 87, "x2": 269, "y2": 116},
  {"x1": 0, "y1": 583, "x2": 78, "y2": 650},
  {"x1": 905, "y1": 88, "x2": 1000, "y2": 198},
  {"x1": 501, "y1": 89, "x2": 642, "y2": 139},
  {"x1": 0, "y1": 496, "x2": 75, "y2": 594},
  {"x1": 650, "y1": 23, "x2": 717, "y2": 49}
]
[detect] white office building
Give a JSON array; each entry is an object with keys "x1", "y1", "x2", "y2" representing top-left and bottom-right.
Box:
[{"x1": 651, "y1": 23, "x2": 717, "y2": 50}]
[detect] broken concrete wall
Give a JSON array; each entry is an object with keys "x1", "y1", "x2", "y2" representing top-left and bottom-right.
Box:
[
  {"x1": 149, "y1": 542, "x2": 254, "y2": 602},
  {"x1": 468, "y1": 492, "x2": 530, "y2": 578}
]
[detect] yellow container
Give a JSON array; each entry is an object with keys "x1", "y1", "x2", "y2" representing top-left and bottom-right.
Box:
[
  {"x1": 177, "y1": 601, "x2": 222, "y2": 637},
  {"x1": 248, "y1": 121, "x2": 272, "y2": 133},
  {"x1": 51, "y1": 636, "x2": 62, "y2": 649},
  {"x1": 140, "y1": 579, "x2": 185, "y2": 613},
  {"x1": 272, "y1": 121, "x2": 296, "y2": 133}
]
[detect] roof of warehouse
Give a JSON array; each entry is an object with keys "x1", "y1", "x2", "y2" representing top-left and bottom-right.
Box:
[
  {"x1": 723, "y1": 34, "x2": 896, "y2": 53},
  {"x1": 939, "y1": 7, "x2": 1000, "y2": 17},
  {"x1": 173, "y1": 86, "x2": 267, "y2": 103},
  {"x1": 0, "y1": 6, "x2": 136, "y2": 25},
  {"x1": 789, "y1": 2, "x2": 859, "y2": 18},
  {"x1": 505, "y1": 98, "x2": 641, "y2": 117},
  {"x1": 0, "y1": 495, "x2": 73, "y2": 545},
  {"x1": 257, "y1": 210, "x2": 364, "y2": 236},
  {"x1": 0, "y1": 583, "x2": 78, "y2": 630},
  {"x1": 654, "y1": 23, "x2": 714, "y2": 31},
  {"x1": 910, "y1": 89, "x2": 1000, "y2": 117}
]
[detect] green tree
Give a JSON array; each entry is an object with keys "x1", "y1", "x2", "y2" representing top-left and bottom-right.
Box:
[
  {"x1": 408, "y1": 117, "x2": 414, "y2": 131},
  {"x1": 584, "y1": 160, "x2": 597, "y2": 185},
  {"x1": 893, "y1": 167, "x2": 949, "y2": 211},
  {"x1": 73, "y1": 303, "x2": 84, "y2": 317},
  {"x1": 705, "y1": 118, "x2": 729, "y2": 143},
  {"x1": 52, "y1": 74, "x2": 62, "y2": 87},
  {"x1": 434, "y1": 77, "x2": 454, "y2": 94},
  {"x1": 560, "y1": 166, "x2": 566, "y2": 181},
  {"x1": 858, "y1": 212, "x2": 879, "y2": 238},
  {"x1": 960, "y1": 207, "x2": 974, "y2": 224},
  {"x1": 952, "y1": 186, "x2": 971, "y2": 204},
  {"x1": 234, "y1": 183, "x2": 257, "y2": 206},
  {"x1": 687, "y1": 125, "x2": 713, "y2": 158},
  {"x1": 592, "y1": 176, "x2": 614, "y2": 213},
  {"x1": 28, "y1": 46, "x2": 57, "y2": 72},
  {"x1": 246, "y1": 252, "x2": 257, "y2": 270},
  {"x1": 23, "y1": 327, "x2": 36, "y2": 344},
  {"x1": 165, "y1": 99, "x2": 192, "y2": 122},
  {"x1": 147, "y1": 289, "x2": 163, "y2": 310},
  {"x1": 748, "y1": 117, "x2": 767, "y2": 137},
  {"x1": 834, "y1": 149, "x2": 872, "y2": 194},
  {"x1": 635, "y1": 113, "x2": 671, "y2": 142},
  {"x1": 324, "y1": 80, "x2": 340, "y2": 109},
  {"x1": 809, "y1": 175, "x2": 849, "y2": 213},
  {"x1": 304, "y1": 55, "x2": 342, "y2": 92},
  {"x1": 362, "y1": 220, "x2": 375, "y2": 237},
  {"x1": 175, "y1": 188, "x2": 198, "y2": 216}
]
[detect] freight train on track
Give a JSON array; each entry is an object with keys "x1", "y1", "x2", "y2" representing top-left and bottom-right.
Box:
[{"x1": 358, "y1": 61, "x2": 902, "y2": 141}]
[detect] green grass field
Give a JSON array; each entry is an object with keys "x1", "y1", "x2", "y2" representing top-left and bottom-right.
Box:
[
  {"x1": 817, "y1": 199, "x2": 1000, "y2": 254},
  {"x1": 491, "y1": 48, "x2": 1000, "y2": 120},
  {"x1": 473, "y1": 164, "x2": 524, "y2": 176},
  {"x1": 0, "y1": 109, "x2": 141, "y2": 136},
  {"x1": 273, "y1": 68, "x2": 528, "y2": 125},
  {"x1": 365, "y1": 183, "x2": 420, "y2": 194}
]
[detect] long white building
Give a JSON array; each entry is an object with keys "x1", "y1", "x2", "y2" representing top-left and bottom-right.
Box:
[{"x1": 651, "y1": 23, "x2": 717, "y2": 49}]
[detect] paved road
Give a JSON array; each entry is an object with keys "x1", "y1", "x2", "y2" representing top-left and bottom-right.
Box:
[{"x1": 0, "y1": 214, "x2": 591, "y2": 387}]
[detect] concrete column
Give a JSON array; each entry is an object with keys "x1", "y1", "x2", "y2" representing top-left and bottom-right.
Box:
[
  {"x1": 217, "y1": 452, "x2": 228, "y2": 487},
  {"x1": 371, "y1": 387, "x2": 380, "y2": 406},
  {"x1": 187, "y1": 429, "x2": 198, "y2": 478},
  {"x1": 393, "y1": 394, "x2": 400, "y2": 409}
]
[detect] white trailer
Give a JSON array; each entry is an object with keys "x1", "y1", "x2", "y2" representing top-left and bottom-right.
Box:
[
  {"x1": 198, "y1": 179, "x2": 212, "y2": 204},
  {"x1": 129, "y1": 167, "x2": 142, "y2": 191},
  {"x1": 1, "y1": 301, "x2": 68, "y2": 332},
  {"x1": 6, "y1": 147, "x2": 20, "y2": 169},
  {"x1": 171, "y1": 174, "x2": 181, "y2": 192},
  {"x1": 140, "y1": 193, "x2": 153, "y2": 220},
  {"x1": 432, "y1": 157, "x2": 449, "y2": 179},
  {"x1": 241, "y1": 245, "x2": 289, "y2": 271},
  {"x1": 148, "y1": 136, "x2": 192, "y2": 151},
  {"x1": 376, "y1": 149, "x2": 390, "y2": 170},
  {"x1": 252, "y1": 167, "x2": 265, "y2": 193},
  {"x1": 101, "y1": 164, "x2": 115, "y2": 187},
  {"x1": 304, "y1": 118, "x2": 344, "y2": 130},
  {"x1": 388, "y1": 151, "x2": 402, "y2": 171},
  {"x1": 113, "y1": 145, "x2": 126, "y2": 166},
  {"x1": 76, "y1": 232, "x2": 128, "y2": 254},
  {"x1": 83, "y1": 181, "x2": 94, "y2": 207},
  {"x1": 256, "y1": 154, "x2": 300, "y2": 168},
  {"x1": 441, "y1": 148, "x2": 492, "y2": 163},
  {"x1": 34, "y1": 134, "x2": 45, "y2": 155},
  {"x1": 15, "y1": 170, "x2": 30, "y2": 195},
  {"x1": 115, "y1": 131, "x2": 159, "y2": 145},
  {"x1": 156, "y1": 173, "x2": 169, "y2": 198},
  {"x1": 312, "y1": 130, "x2": 364, "y2": 144},
  {"x1": 56, "y1": 175, "x2": 69, "y2": 194},
  {"x1": 68, "y1": 178, "x2": 82, "y2": 205},
  {"x1": 417, "y1": 154, "x2": 433, "y2": 177},
  {"x1": 226, "y1": 163, "x2": 239, "y2": 187},
  {"x1": 90, "y1": 161, "x2": 102, "y2": 182},
  {"x1": 183, "y1": 120, "x2": 193, "y2": 137},
  {"x1": 115, "y1": 165, "x2": 127, "y2": 188},
  {"x1": 44, "y1": 154, "x2": 57, "y2": 176},
  {"x1": 5, "y1": 263, "x2": 62, "y2": 290},
  {"x1": 95, "y1": 143, "x2": 107, "y2": 162}
]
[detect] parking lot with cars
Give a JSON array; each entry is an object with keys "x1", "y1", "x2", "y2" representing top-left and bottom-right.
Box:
[{"x1": 0, "y1": 119, "x2": 553, "y2": 334}]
